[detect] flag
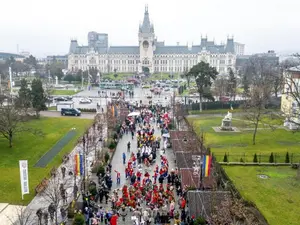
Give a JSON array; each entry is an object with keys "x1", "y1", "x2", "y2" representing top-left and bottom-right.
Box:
[
  {"x1": 75, "y1": 154, "x2": 84, "y2": 176},
  {"x1": 202, "y1": 155, "x2": 212, "y2": 177}
]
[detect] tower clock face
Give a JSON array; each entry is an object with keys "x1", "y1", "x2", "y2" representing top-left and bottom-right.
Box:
[{"x1": 143, "y1": 40, "x2": 149, "y2": 48}]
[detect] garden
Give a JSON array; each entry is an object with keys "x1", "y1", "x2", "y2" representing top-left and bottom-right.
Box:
[{"x1": 0, "y1": 117, "x2": 92, "y2": 204}]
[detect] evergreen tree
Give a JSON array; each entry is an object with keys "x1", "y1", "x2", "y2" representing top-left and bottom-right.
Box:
[
  {"x1": 253, "y1": 153, "x2": 258, "y2": 163},
  {"x1": 228, "y1": 68, "x2": 237, "y2": 100},
  {"x1": 242, "y1": 75, "x2": 250, "y2": 97},
  {"x1": 269, "y1": 152, "x2": 274, "y2": 163},
  {"x1": 240, "y1": 158, "x2": 244, "y2": 163},
  {"x1": 285, "y1": 152, "x2": 290, "y2": 163},
  {"x1": 16, "y1": 78, "x2": 31, "y2": 113},
  {"x1": 223, "y1": 153, "x2": 228, "y2": 162},
  {"x1": 31, "y1": 79, "x2": 47, "y2": 117}
]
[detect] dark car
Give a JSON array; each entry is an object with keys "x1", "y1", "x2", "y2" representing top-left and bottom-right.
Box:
[
  {"x1": 54, "y1": 97, "x2": 68, "y2": 102},
  {"x1": 61, "y1": 108, "x2": 81, "y2": 116}
]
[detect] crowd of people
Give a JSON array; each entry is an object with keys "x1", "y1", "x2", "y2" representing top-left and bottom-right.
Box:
[{"x1": 78, "y1": 104, "x2": 194, "y2": 225}]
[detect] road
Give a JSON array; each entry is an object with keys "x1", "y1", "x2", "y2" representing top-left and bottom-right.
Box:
[{"x1": 40, "y1": 111, "x2": 96, "y2": 119}]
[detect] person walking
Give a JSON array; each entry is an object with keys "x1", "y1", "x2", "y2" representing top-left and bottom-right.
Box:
[
  {"x1": 122, "y1": 152, "x2": 126, "y2": 165},
  {"x1": 114, "y1": 170, "x2": 121, "y2": 184}
]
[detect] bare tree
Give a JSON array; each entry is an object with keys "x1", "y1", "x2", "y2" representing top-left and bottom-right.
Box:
[
  {"x1": 241, "y1": 57, "x2": 277, "y2": 145},
  {"x1": 6, "y1": 206, "x2": 37, "y2": 225},
  {"x1": 0, "y1": 99, "x2": 43, "y2": 147},
  {"x1": 213, "y1": 77, "x2": 228, "y2": 100},
  {"x1": 42, "y1": 173, "x2": 71, "y2": 225}
]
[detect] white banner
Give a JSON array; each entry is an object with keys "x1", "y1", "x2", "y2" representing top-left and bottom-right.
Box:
[{"x1": 19, "y1": 160, "x2": 29, "y2": 196}]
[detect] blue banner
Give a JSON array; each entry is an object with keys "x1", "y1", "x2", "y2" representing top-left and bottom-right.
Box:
[{"x1": 79, "y1": 154, "x2": 84, "y2": 176}]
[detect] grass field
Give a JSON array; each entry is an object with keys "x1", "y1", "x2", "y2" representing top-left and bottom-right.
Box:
[
  {"x1": 0, "y1": 117, "x2": 92, "y2": 204},
  {"x1": 51, "y1": 89, "x2": 81, "y2": 95},
  {"x1": 102, "y1": 73, "x2": 134, "y2": 81},
  {"x1": 224, "y1": 166, "x2": 300, "y2": 225},
  {"x1": 188, "y1": 116, "x2": 300, "y2": 162}
]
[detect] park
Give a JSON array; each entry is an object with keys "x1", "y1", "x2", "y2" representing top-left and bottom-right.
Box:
[
  {"x1": 188, "y1": 112, "x2": 300, "y2": 225},
  {"x1": 0, "y1": 117, "x2": 92, "y2": 204}
]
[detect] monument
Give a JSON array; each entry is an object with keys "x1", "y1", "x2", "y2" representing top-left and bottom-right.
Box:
[{"x1": 221, "y1": 111, "x2": 233, "y2": 131}]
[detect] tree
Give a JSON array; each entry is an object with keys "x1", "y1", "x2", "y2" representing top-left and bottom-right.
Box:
[
  {"x1": 6, "y1": 205, "x2": 37, "y2": 225},
  {"x1": 182, "y1": 67, "x2": 191, "y2": 88},
  {"x1": 223, "y1": 153, "x2": 228, "y2": 162},
  {"x1": 242, "y1": 74, "x2": 250, "y2": 98},
  {"x1": 0, "y1": 101, "x2": 43, "y2": 147},
  {"x1": 285, "y1": 152, "x2": 290, "y2": 163},
  {"x1": 64, "y1": 74, "x2": 75, "y2": 84},
  {"x1": 213, "y1": 77, "x2": 228, "y2": 101},
  {"x1": 73, "y1": 213, "x2": 85, "y2": 225},
  {"x1": 24, "y1": 55, "x2": 38, "y2": 70},
  {"x1": 43, "y1": 174, "x2": 71, "y2": 225},
  {"x1": 188, "y1": 61, "x2": 218, "y2": 111},
  {"x1": 269, "y1": 152, "x2": 274, "y2": 163},
  {"x1": 47, "y1": 62, "x2": 65, "y2": 80},
  {"x1": 16, "y1": 79, "x2": 32, "y2": 113},
  {"x1": 227, "y1": 68, "x2": 237, "y2": 100},
  {"x1": 253, "y1": 153, "x2": 258, "y2": 163},
  {"x1": 31, "y1": 79, "x2": 47, "y2": 117},
  {"x1": 89, "y1": 67, "x2": 99, "y2": 83},
  {"x1": 242, "y1": 57, "x2": 277, "y2": 145}
]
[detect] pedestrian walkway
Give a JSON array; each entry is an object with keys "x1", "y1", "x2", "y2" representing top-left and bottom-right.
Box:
[{"x1": 93, "y1": 120, "x2": 176, "y2": 225}]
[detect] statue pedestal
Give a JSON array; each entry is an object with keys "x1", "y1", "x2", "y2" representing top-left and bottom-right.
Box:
[{"x1": 221, "y1": 118, "x2": 233, "y2": 131}]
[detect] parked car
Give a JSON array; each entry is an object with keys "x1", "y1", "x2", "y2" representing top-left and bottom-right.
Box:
[
  {"x1": 54, "y1": 97, "x2": 68, "y2": 102},
  {"x1": 61, "y1": 108, "x2": 81, "y2": 116},
  {"x1": 79, "y1": 98, "x2": 92, "y2": 104}
]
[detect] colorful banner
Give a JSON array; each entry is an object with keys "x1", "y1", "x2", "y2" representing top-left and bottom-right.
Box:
[
  {"x1": 111, "y1": 105, "x2": 115, "y2": 117},
  {"x1": 75, "y1": 154, "x2": 84, "y2": 176},
  {"x1": 202, "y1": 155, "x2": 212, "y2": 177}
]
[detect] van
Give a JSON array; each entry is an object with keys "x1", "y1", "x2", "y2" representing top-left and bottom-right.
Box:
[{"x1": 61, "y1": 108, "x2": 81, "y2": 116}]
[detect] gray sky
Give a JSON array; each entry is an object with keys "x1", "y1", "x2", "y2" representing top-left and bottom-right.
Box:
[{"x1": 0, "y1": 0, "x2": 299, "y2": 57}]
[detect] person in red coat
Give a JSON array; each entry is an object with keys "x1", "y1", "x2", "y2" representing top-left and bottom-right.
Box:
[{"x1": 110, "y1": 213, "x2": 118, "y2": 225}]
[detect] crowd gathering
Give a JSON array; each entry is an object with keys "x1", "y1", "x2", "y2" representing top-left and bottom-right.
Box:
[{"x1": 79, "y1": 104, "x2": 196, "y2": 225}]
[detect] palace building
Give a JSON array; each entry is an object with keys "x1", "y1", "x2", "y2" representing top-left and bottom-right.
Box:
[{"x1": 68, "y1": 6, "x2": 244, "y2": 74}]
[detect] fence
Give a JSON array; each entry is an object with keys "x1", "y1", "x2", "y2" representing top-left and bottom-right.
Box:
[{"x1": 213, "y1": 152, "x2": 300, "y2": 164}]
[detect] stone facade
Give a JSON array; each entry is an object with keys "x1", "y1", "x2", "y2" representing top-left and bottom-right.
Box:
[{"x1": 68, "y1": 6, "x2": 243, "y2": 75}]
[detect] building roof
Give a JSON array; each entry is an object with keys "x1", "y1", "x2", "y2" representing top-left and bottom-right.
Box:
[
  {"x1": 139, "y1": 5, "x2": 154, "y2": 33},
  {"x1": 108, "y1": 46, "x2": 139, "y2": 54},
  {"x1": 0, "y1": 52, "x2": 25, "y2": 59}
]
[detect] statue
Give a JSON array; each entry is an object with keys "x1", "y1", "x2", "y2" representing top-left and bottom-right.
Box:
[{"x1": 221, "y1": 111, "x2": 233, "y2": 131}]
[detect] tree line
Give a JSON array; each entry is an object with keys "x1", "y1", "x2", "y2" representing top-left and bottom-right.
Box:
[{"x1": 0, "y1": 78, "x2": 47, "y2": 147}]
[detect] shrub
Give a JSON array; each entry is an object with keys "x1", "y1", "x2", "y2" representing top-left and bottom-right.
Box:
[
  {"x1": 97, "y1": 165, "x2": 105, "y2": 177},
  {"x1": 291, "y1": 164, "x2": 299, "y2": 169},
  {"x1": 77, "y1": 108, "x2": 97, "y2": 113},
  {"x1": 285, "y1": 152, "x2": 290, "y2": 163},
  {"x1": 269, "y1": 152, "x2": 274, "y2": 163},
  {"x1": 67, "y1": 203, "x2": 75, "y2": 218},
  {"x1": 194, "y1": 216, "x2": 206, "y2": 225},
  {"x1": 88, "y1": 183, "x2": 97, "y2": 196},
  {"x1": 240, "y1": 158, "x2": 244, "y2": 163},
  {"x1": 104, "y1": 152, "x2": 110, "y2": 163},
  {"x1": 223, "y1": 153, "x2": 228, "y2": 162},
  {"x1": 253, "y1": 153, "x2": 258, "y2": 163},
  {"x1": 108, "y1": 142, "x2": 116, "y2": 150},
  {"x1": 73, "y1": 213, "x2": 85, "y2": 225}
]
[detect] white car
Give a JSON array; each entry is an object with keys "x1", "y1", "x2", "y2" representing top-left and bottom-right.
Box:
[{"x1": 79, "y1": 98, "x2": 92, "y2": 104}]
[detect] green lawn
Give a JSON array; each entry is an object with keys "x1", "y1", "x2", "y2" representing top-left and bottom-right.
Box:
[
  {"x1": 51, "y1": 89, "x2": 81, "y2": 95},
  {"x1": 189, "y1": 108, "x2": 244, "y2": 115},
  {"x1": 188, "y1": 116, "x2": 300, "y2": 162},
  {"x1": 102, "y1": 73, "x2": 134, "y2": 81},
  {"x1": 224, "y1": 166, "x2": 300, "y2": 225},
  {"x1": 0, "y1": 117, "x2": 92, "y2": 204}
]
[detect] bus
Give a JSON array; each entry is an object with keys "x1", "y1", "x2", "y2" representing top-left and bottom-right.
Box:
[{"x1": 99, "y1": 82, "x2": 134, "y2": 90}]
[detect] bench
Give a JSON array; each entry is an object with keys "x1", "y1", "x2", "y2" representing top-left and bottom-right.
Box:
[{"x1": 35, "y1": 178, "x2": 49, "y2": 195}]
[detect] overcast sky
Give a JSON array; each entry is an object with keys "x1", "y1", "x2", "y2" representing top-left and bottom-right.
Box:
[{"x1": 0, "y1": 0, "x2": 299, "y2": 57}]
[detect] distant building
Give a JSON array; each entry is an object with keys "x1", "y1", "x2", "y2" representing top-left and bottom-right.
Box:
[
  {"x1": 46, "y1": 55, "x2": 68, "y2": 67},
  {"x1": 88, "y1": 32, "x2": 108, "y2": 49},
  {"x1": 19, "y1": 51, "x2": 31, "y2": 58},
  {"x1": 236, "y1": 50, "x2": 279, "y2": 72},
  {"x1": 281, "y1": 66, "x2": 300, "y2": 129},
  {"x1": 234, "y1": 42, "x2": 245, "y2": 55},
  {"x1": 0, "y1": 52, "x2": 25, "y2": 62},
  {"x1": 68, "y1": 6, "x2": 244, "y2": 74}
]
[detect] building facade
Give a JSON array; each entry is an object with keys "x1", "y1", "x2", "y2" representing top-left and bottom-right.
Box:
[
  {"x1": 68, "y1": 6, "x2": 243, "y2": 74},
  {"x1": 281, "y1": 66, "x2": 300, "y2": 129}
]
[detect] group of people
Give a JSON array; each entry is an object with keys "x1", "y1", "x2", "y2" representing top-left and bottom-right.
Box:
[{"x1": 78, "y1": 104, "x2": 194, "y2": 225}]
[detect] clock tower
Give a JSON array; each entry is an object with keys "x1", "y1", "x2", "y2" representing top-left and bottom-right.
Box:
[{"x1": 138, "y1": 5, "x2": 155, "y2": 74}]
